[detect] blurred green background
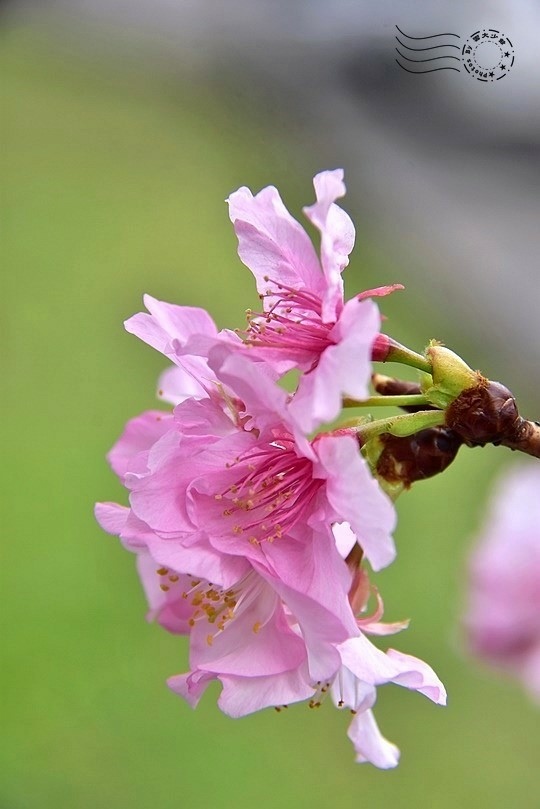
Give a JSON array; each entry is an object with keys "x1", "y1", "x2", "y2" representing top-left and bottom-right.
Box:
[{"x1": 2, "y1": 19, "x2": 538, "y2": 809}]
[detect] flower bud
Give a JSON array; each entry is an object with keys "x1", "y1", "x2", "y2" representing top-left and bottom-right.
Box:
[
  {"x1": 371, "y1": 334, "x2": 399, "y2": 362},
  {"x1": 446, "y1": 380, "x2": 519, "y2": 446},
  {"x1": 423, "y1": 344, "x2": 481, "y2": 408},
  {"x1": 374, "y1": 426, "x2": 463, "y2": 490}
]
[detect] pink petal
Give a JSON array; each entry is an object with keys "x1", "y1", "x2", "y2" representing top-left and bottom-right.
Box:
[
  {"x1": 94, "y1": 502, "x2": 129, "y2": 534},
  {"x1": 128, "y1": 427, "x2": 221, "y2": 535},
  {"x1": 361, "y1": 619, "x2": 410, "y2": 637},
  {"x1": 315, "y1": 433, "x2": 397, "y2": 572},
  {"x1": 167, "y1": 670, "x2": 215, "y2": 708},
  {"x1": 288, "y1": 297, "x2": 380, "y2": 433},
  {"x1": 124, "y1": 297, "x2": 220, "y2": 394},
  {"x1": 107, "y1": 411, "x2": 173, "y2": 480},
  {"x1": 303, "y1": 169, "x2": 355, "y2": 321},
  {"x1": 207, "y1": 343, "x2": 301, "y2": 442},
  {"x1": 347, "y1": 709, "x2": 400, "y2": 769},
  {"x1": 386, "y1": 650, "x2": 447, "y2": 704},
  {"x1": 145, "y1": 534, "x2": 250, "y2": 591},
  {"x1": 94, "y1": 503, "x2": 154, "y2": 551},
  {"x1": 227, "y1": 185, "x2": 324, "y2": 296},
  {"x1": 172, "y1": 395, "x2": 238, "y2": 440},
  {"x1": 338, "y1": 634, "x2": 447, "y2": 705},
  {"x1": 252, "y1": 524, "x2": 356, "y2": 684},
  {"x1": 125, "y1": 295, "x2": 217, "y2": 353},
  {"x1": 156, "y1": 365, "x2": 209, "y2": 406},
  {"x1": 217, "y1": 667, "x2": 315, "y2": 718},
  {"x1": 332, "y1": 521, "x2": 357, "y2": 559},
  {"x1": 189, "y1": 585, "x2": 306, "y2": 678},
  {"x1": 331, "y1": 667, "x2": 375, "y2": 712}
]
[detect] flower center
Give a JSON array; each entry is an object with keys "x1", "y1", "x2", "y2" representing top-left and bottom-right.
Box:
[
  {"x1": 184, "y1": 579, "x2": 238, "y2": 633},
  {"x1": 156, "y1": 567, "x2": 239, "y2": 633},
  {"x1": 240, "y1": 276, "x2": 335, "y2": 363},
  {"x1": 156, "y1": 568, "x2": 273, "y2": 647},
  {"x1": 215, "y1": 436, "x2": 321, "y2": 544}
]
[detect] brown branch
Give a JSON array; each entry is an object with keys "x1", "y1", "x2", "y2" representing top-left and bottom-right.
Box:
[
  {"x1": 373, "y1": 374, "x2": 540, "y2": 461},
  {"x1": 500, "y1": 417, "x2": 540, "y2": 459}
]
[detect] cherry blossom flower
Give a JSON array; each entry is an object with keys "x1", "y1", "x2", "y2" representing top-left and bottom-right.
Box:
[
  {"x1": 228, "y1": 169, "x2": 400, "y2": 432},
  {"x1": 133, "y1": 541, "x2": 445, "y2": 769},
  {"x1": 464, "y1": 463, "x2": 540, "y2": 701},
  {"x1": 94, "y1": 172, "x2": 447, "y2": 769},
  {"x1": 100, "y1": 298, "x2": 396, "y2": 575},
  {"x1": 96, "y1": 307, "x2": 397, "y2": 683}
]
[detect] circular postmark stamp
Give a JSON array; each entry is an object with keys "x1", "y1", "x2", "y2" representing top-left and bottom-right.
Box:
[{"x1": 461, "y1": 29, "x2": 514, "y2": 81}]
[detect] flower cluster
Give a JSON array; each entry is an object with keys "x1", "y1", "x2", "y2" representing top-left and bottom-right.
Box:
[
  {"x1": 96, "y1": 170, "x2": 446, "y2": 767},
  {"x1": 464, "y1": 462, "x2": 540, "y2": 701}
]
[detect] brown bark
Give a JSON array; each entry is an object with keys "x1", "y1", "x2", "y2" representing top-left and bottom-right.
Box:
[{"x1": 500, "y1": 417, "x2": 540, "y2": 459}]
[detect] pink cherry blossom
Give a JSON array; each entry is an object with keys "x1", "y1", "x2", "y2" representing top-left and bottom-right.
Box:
[
  {"x1": 93, "y1": 170, "x2": 443, "y2": 769},
  {"x1": 98, "y1": 299, "x2": 396, "y2": 576},
  {"x1": 135, "y1": 542, "x2": 445, "y2": 769},
  {"x1": 95, "y1": 319, "x2": 445, "y2": 768},
  {"x1": 96, "y1": 310, "x2": 401, "y2": 745},
  {"x1": 464, "y1": 463, "x2": 540, "y2": 701},
  {"x1": 96, "y1": 356, "x2": 396, "y2": 686},
  {"x1": 228, "y1": 169, "x2": 401, "y2": 432}
]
